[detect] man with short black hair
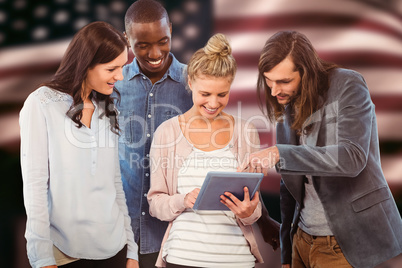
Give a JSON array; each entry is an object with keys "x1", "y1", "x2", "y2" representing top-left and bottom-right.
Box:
[{"x1": 115, "y1": 0, "x2": 193, "y2": 267}]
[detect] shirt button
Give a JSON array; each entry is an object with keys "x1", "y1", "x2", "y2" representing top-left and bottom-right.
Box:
[
  {"x1": 142, "y1": 76, "x2": 146, "y2": 80},
  {"x1": 142, "y1": 212, "x2": 145, "y2": 215},
  {"x1": 146, "y1": 154, "x2": 149, "y2": 157},
  {"x1": 148, "y1": 114, "x2": 152, "y2": 118},
  {"x1": 146, "y1": 133, "x2": 151, "y2": 137},
  {"x1": 145, "y1": 173, "x2": 149, "y2": 177},
  {"x1": 149, "y1": 93, "x2": 153, "y2": 97},
  {"x1": 144, "y1": 193, "x2": 147, "y2": 197}
]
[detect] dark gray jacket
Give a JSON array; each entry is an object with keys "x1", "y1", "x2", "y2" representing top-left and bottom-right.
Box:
[{"x1": 277, "y1": 68, "x2": 402, "y2": 267}]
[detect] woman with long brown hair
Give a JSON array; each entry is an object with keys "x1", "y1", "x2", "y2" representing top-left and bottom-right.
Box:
[{"x1": 20, "y1": 21, "x2": 139, "y2": 268}]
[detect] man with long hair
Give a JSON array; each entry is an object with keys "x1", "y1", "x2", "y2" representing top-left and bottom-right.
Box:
[{"x1": 239, "y1": 30, "x2": 402, "y2": 268}]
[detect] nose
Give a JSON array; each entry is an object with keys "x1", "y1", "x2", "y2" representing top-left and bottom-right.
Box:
[
  {"x1": 149, "y1": 45, "x2": 162, "y2": 59},
  {"x1": 115, "y1": 68, "x2": 124, "y2": 81},
  {"x1": 209, "y1": 96, "x2": 219, "y2": 108},
  {"x1": 270, "y1": 82, "x2": 280, "y2": 97}
]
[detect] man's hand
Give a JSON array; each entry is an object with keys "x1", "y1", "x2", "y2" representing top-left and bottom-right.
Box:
[{"x1": 237, "y1": 146, "x2": 280, "y2": 175}]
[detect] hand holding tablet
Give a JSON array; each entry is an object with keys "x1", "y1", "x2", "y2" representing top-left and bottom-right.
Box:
[{"x1": 192, "y1": 171, "x2": 263, "y2": 211}]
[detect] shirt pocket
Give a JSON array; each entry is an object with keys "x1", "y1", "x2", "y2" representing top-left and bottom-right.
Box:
[
  {"x1": 164, "y1": 110, "x2": 180, "y2": 121},
  {"x1": 351, "y1": 186, "x2": 391, "y2": 212},
  {"x1": 118, "y1": 110, "x2": 136, "y2": 144}
]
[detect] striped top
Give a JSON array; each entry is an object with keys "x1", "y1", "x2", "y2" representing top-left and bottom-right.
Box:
[{"x1": 162, "y1": 145, "x2": 256, "y2": 267}]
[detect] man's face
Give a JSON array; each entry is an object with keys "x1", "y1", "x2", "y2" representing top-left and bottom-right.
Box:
[
  {"x1": 126, "y1": 18, "x2": 172, "y2": 80},
  {"x1": 263, "y1": 56, "x2": 301, "y2": 105}
]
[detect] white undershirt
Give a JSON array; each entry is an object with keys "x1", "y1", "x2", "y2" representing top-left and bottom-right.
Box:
[{"x1": 163, "y1": 145, "x2": 255, "y2": 267}]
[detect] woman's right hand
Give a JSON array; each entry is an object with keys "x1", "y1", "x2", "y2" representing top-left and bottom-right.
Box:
[{"x1": 184, "y1": 188, "x2": 200, "y2": 208}]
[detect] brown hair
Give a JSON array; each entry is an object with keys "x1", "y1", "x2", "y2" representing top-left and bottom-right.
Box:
[
  {"x1": 41, "y1": 21, "x2": 128, "y2": 134},
  {"x1": 257, "y1": 30, "x2": 338, "y2": 133},
  {"x1": 187, "y1": 33, "x2": 237, "y2": 83}
]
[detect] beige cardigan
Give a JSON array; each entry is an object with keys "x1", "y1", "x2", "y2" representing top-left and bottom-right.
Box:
[{"x1": 147, "y1": 116, "x2": 264, "y2": 267}]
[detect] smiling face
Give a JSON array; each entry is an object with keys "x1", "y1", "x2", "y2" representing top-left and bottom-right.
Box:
[
  {"x1": 263, "y1": 56, "x2": 301, "y2": 105},
  {"x1": 126, "y1": 18, "x2": 172, "y2": 83},
  {"x1": 84, "y1": 49, "x2": 128, "y2": 99},
  {"x1": 188, "y1": 74, "x2": 232, "y2": 120}
]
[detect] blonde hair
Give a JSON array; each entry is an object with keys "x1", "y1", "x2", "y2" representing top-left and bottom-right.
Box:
[{"x1": 187, "y1": 33, "x2": 237, "y2": 83}]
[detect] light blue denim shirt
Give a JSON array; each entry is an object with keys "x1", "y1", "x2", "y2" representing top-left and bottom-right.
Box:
[
  {"x1": 20, "y1": 86, "x2": 138, "y2": 268},
  {"x1": 115, "y1": 53, "x2": 193, "y2": 254}
]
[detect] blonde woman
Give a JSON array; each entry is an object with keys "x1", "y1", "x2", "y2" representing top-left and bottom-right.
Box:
[{"x1": 147, "y1": 34, "x2": 264, "y2": 268}]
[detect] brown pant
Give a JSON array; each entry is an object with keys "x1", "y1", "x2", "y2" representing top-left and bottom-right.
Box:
[{"x1": 292, "y1": 228, "x2": 352, "y2": 268}]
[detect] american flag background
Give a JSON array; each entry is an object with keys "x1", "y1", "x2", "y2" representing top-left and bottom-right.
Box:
[{"x1": 0, "y1": 0, "x2": 401, "y2": 267}]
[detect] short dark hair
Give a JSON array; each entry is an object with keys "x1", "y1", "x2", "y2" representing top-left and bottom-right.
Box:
[
  {"x1": 124, "y1": 0, "x2": 170, "y2": 34},
  {"x1": 42, "y1": 21, "x2": 128, "y2": 134}
]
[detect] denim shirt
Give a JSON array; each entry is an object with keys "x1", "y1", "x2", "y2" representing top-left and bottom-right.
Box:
[{"x1": 115, "y1": 53, "x2": 193, "y2": 254}]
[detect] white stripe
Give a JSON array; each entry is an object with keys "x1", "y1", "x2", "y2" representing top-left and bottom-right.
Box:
[
  {"x1": 214, "y1": 0, "x2": 402, "y2": 32},
  {"x1": 0, "y1": 113, "x2": 19, "y2": 145},
  {"x1": 381, "y1": 155, "x2": 402, "y2": 186},
  {"x1": 376, "y1": 112, "x2": 402, "y2": 140},
  {"x1": 0, "y1": 38, "x2": 70, "y2": 69},
  {"x1": 231, "y1": 67, "x2": 402, "y2": 95},
  {"x1": 224, "y1": 28, "x2": 402, "y2": 56}
]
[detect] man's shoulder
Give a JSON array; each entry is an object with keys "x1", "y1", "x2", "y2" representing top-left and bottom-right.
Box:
[
  {"x1": 330, "y1": 68, "x2": 364, "y2": 82},
  {"x1": 168, "y1": 54, "x2": 187, "y2": 84}
]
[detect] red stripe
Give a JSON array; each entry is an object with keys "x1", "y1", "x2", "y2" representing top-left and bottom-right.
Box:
[
  {"x1": 233, "y1": 51, "x2": 402, "y2": 69},
  {"x1": 215, "y1": 13, "x2": 402, "y2": 41},
  {"x1": 0, "y1": 61, "x2": 60, "y2": 79},
  {"x1": 371, "y1": 95, "x2": 402, "y2": 112}
]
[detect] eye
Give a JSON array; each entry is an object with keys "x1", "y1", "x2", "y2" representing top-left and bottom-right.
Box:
[
  {"x1": 137, "y1": 44, "x2": 148, "y2": 49},
  {"x1": 159, "y1": 38, "x2": 169, "y2": 45},
  {"x1": 201, "y1": 93, "x2": 210, "y2": 97},
  {"x1": 218, "y1": 93, "x2": 228, "y2": 97},
  {"x1": 107, "y1": 68, "x2": 116, "y2": 72}
]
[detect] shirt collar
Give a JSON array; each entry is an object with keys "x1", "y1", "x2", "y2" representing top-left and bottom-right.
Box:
[{"x1": 127, "y1": 52, "x2": 184, "y2": 83}]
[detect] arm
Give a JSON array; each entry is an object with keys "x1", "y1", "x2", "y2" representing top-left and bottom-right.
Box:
[
  {"x1": 277, "y1": 72, "x2": 373, "y2": 177},
  {"x1": 240, "y1": 71, "x2": 373, "y2": 178},
  {"x1": 147, "y1": 126, "x2": 187, "y2": 222},
  {"x1": 20, "y1": 94, "x2": 56, "y2": 268},
  {"x1": 113, "y1": 136, "x2": 139, "y2": 262}
]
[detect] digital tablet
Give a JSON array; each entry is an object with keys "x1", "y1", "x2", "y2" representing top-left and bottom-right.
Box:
[{"x1": 192, "y1": 171, "x2": 264, "y2": 211}]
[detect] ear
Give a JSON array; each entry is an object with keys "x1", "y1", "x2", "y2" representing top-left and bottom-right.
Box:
[
  {"x1": 123, "y1": 31, "x2": 131, "y2": 47},
  {"x1": 187, "y1": 75, "x2": 192, "y2": 90},
  {"x1": 169, "y1": 23, "x2": 172, "y2": 35}
]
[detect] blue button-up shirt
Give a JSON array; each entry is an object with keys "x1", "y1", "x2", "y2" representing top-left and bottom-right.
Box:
[{"x1": 115, "y1": 53, "x2": 193, "y2": 254}]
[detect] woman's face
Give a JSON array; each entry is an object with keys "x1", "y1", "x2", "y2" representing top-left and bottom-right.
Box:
[
  {"x1": 84, "y1": 49, "x2": 128, "y2": 99},
  {"x1": 188, "y1": 74, "x2": 232, "y2": 120}
]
